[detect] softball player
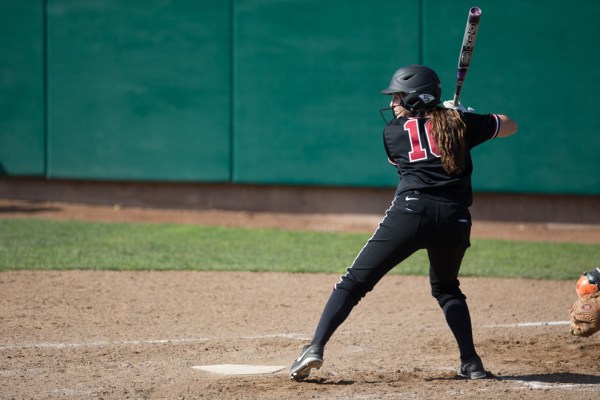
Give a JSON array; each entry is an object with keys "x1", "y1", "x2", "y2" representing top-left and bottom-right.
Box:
[{"x1": 290, "y1": 65, "x2": 518, "y2": 381}]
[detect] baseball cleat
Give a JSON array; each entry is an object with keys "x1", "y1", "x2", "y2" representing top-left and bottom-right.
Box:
[
  {"x1": 458, "y1": 354, "x2": 487, "y2": 379},
  {"x1": 289, "y1": 344, "x2": 324, "y2": 381}
]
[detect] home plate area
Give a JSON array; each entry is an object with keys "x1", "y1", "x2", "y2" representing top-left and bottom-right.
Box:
[{"x1": 192, "y1": 364, "x2": 286, "y2": 375}]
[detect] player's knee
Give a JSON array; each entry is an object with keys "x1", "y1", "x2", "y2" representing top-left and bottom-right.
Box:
[
  {"x1": 431, "y1": 285, "x2": 466, "y2": 308},
  {"x1": 335, "y1": 273, "x2": 372, "y2": 302}
]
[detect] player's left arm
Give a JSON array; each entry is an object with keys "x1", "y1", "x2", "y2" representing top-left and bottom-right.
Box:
[
  {"x1": 495, "y1": 114, "x2": 518, "y2": 137},
  {"x1": 444, "y1": 101, "x2": 517, "y2": 141}
]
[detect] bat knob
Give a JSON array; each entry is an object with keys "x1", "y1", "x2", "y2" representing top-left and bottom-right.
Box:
[{"x1": 470, "y1": 7, "x2": 482, "y2": 16}]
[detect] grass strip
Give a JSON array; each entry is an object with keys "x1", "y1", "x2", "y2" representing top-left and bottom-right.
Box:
[{"x1": 0, "y1": 219, "x2": 597, "y2": 280}]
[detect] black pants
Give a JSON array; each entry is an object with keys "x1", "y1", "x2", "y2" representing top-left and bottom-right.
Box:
[{"x1": 311, "y1": 191, "x2": 477, "y2": 361}]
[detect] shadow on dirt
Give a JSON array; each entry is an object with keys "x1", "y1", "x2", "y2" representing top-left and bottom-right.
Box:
[
  {"x1": 0, "y1": 203, "x2": 61, "y2": 214},
  {"x1": 303, "y1": 378, "x2": 355, "y2": 385}
]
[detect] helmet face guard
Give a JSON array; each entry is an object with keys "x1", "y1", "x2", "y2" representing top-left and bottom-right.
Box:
[{"x1": 381, "y1": 65, "x2": 442, "y2": 111}]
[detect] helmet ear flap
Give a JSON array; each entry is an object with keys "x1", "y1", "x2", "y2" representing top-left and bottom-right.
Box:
[
  {"x1": 400, "y1": 89, "x2": 440, "y2": 111},
  {"x1": 400, "y1": 95, "x2": 419, "y2": 111}
]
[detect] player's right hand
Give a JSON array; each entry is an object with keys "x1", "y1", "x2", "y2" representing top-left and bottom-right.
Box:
[{"x1": 443, "y1": 100, "x2": 474, "y2": 113}]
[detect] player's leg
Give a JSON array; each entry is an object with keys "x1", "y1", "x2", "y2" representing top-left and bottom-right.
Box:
[
  {"x1": 290, "y1": 196, "x2": 422, "y2": 380},
  {"x1": 427, "y1": 202, "x2": 486, "y2": 379},
  {"x1": 427, "y1": 244, "x2": 475, "y2": 359},
  {"x1": 311, "y1": 196, "x2": 423, "y2": 346},
  {"x1": 428, "y1": 246, "x2": 486, "y2": 379}
]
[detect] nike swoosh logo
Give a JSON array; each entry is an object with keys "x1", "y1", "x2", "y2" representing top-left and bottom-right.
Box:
[
  {"x1": 296, "y1": 347, "x2": 312, "y2": 362},
  {"x1": 405, "y1": 196, "x2": 419, "y2": 201}
]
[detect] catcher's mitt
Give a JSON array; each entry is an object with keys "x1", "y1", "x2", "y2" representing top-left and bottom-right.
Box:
[{"x1": 569, "y1": 292, "x2": 600, "y2": 337}]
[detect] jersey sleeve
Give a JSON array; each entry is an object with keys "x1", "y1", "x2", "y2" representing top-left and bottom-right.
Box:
[{"x1": 462, "y1": 112, "x2": 500, "y2": 149}]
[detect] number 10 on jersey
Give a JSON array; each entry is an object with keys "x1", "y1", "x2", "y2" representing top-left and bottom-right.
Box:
[{"x1": 404, "y1": 119, "x2": 440, "y2": 162}]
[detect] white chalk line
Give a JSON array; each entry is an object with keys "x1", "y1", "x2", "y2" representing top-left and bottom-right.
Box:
[
  {"x1": 0, "y1": 337, "x2": 210, "y2": 351},
  {"x1": 0, "y1": 333, "x2": 309, "y2": 351},
  {"x1": 483, "y1": 320, "x2": 570, "y2": 328},
  {"x1": 0, "y1": 320, "x2": 568, "y2": 351},
  {"x1": 0, "y1": 321, "x2": 568, "y2": 351},
  {"x1": 241, "y1": 333, "x2": 310, "y2": 340}
]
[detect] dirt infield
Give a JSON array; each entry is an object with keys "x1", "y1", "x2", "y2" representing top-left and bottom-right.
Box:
[{"x1": 1, "y1": 200, "x2": 600, "y2": 399}]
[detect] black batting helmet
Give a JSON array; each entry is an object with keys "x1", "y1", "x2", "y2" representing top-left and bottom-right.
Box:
[{"x1": 381, "y1": 65, "x2": 442, "y2": 111}]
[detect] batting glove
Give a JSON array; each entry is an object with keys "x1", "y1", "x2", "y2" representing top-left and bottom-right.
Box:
[{"x1": 443, "y1": 100, "x2": 475, "y2": 113}]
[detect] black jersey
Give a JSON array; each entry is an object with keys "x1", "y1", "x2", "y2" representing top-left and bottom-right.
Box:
[{"x1": 383, "y1": 112, "x2": 500, "y2": 206}]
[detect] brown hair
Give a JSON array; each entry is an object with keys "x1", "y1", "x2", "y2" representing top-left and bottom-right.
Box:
[{"x1": 428, "y1": 107, "x2": 467, "y2": 175}]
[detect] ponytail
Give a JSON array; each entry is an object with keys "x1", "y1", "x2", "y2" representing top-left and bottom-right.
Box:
[{"x1": 429, "y1": 107, "x2": 467, "y2": 175}]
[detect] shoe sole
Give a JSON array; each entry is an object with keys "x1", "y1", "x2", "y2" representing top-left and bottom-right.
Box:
[{"x1": 289, "y1": 358, "x2": 323, "y2": 381}]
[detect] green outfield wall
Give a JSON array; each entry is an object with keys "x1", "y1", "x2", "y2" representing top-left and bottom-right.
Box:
[
  {"x1": 1, "y1": 0, "x2": 599, "y2": 195},
  {"x1": 0, "y1": 1, "x2": 45, "y2": 176}
]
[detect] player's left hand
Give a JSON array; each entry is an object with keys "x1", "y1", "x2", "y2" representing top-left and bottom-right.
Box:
[{"x1": 443, "y1": 100, "x2": 474, "y2": 113}]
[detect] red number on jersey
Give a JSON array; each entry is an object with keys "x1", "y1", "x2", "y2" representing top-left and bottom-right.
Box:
[{"x1": 403, "y1": 119, "x2": 440, "y2": 162}]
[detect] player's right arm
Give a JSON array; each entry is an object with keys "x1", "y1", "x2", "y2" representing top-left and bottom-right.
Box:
[{"x1": 496, "y1": 115, "x2": 518, "y2": 137}]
